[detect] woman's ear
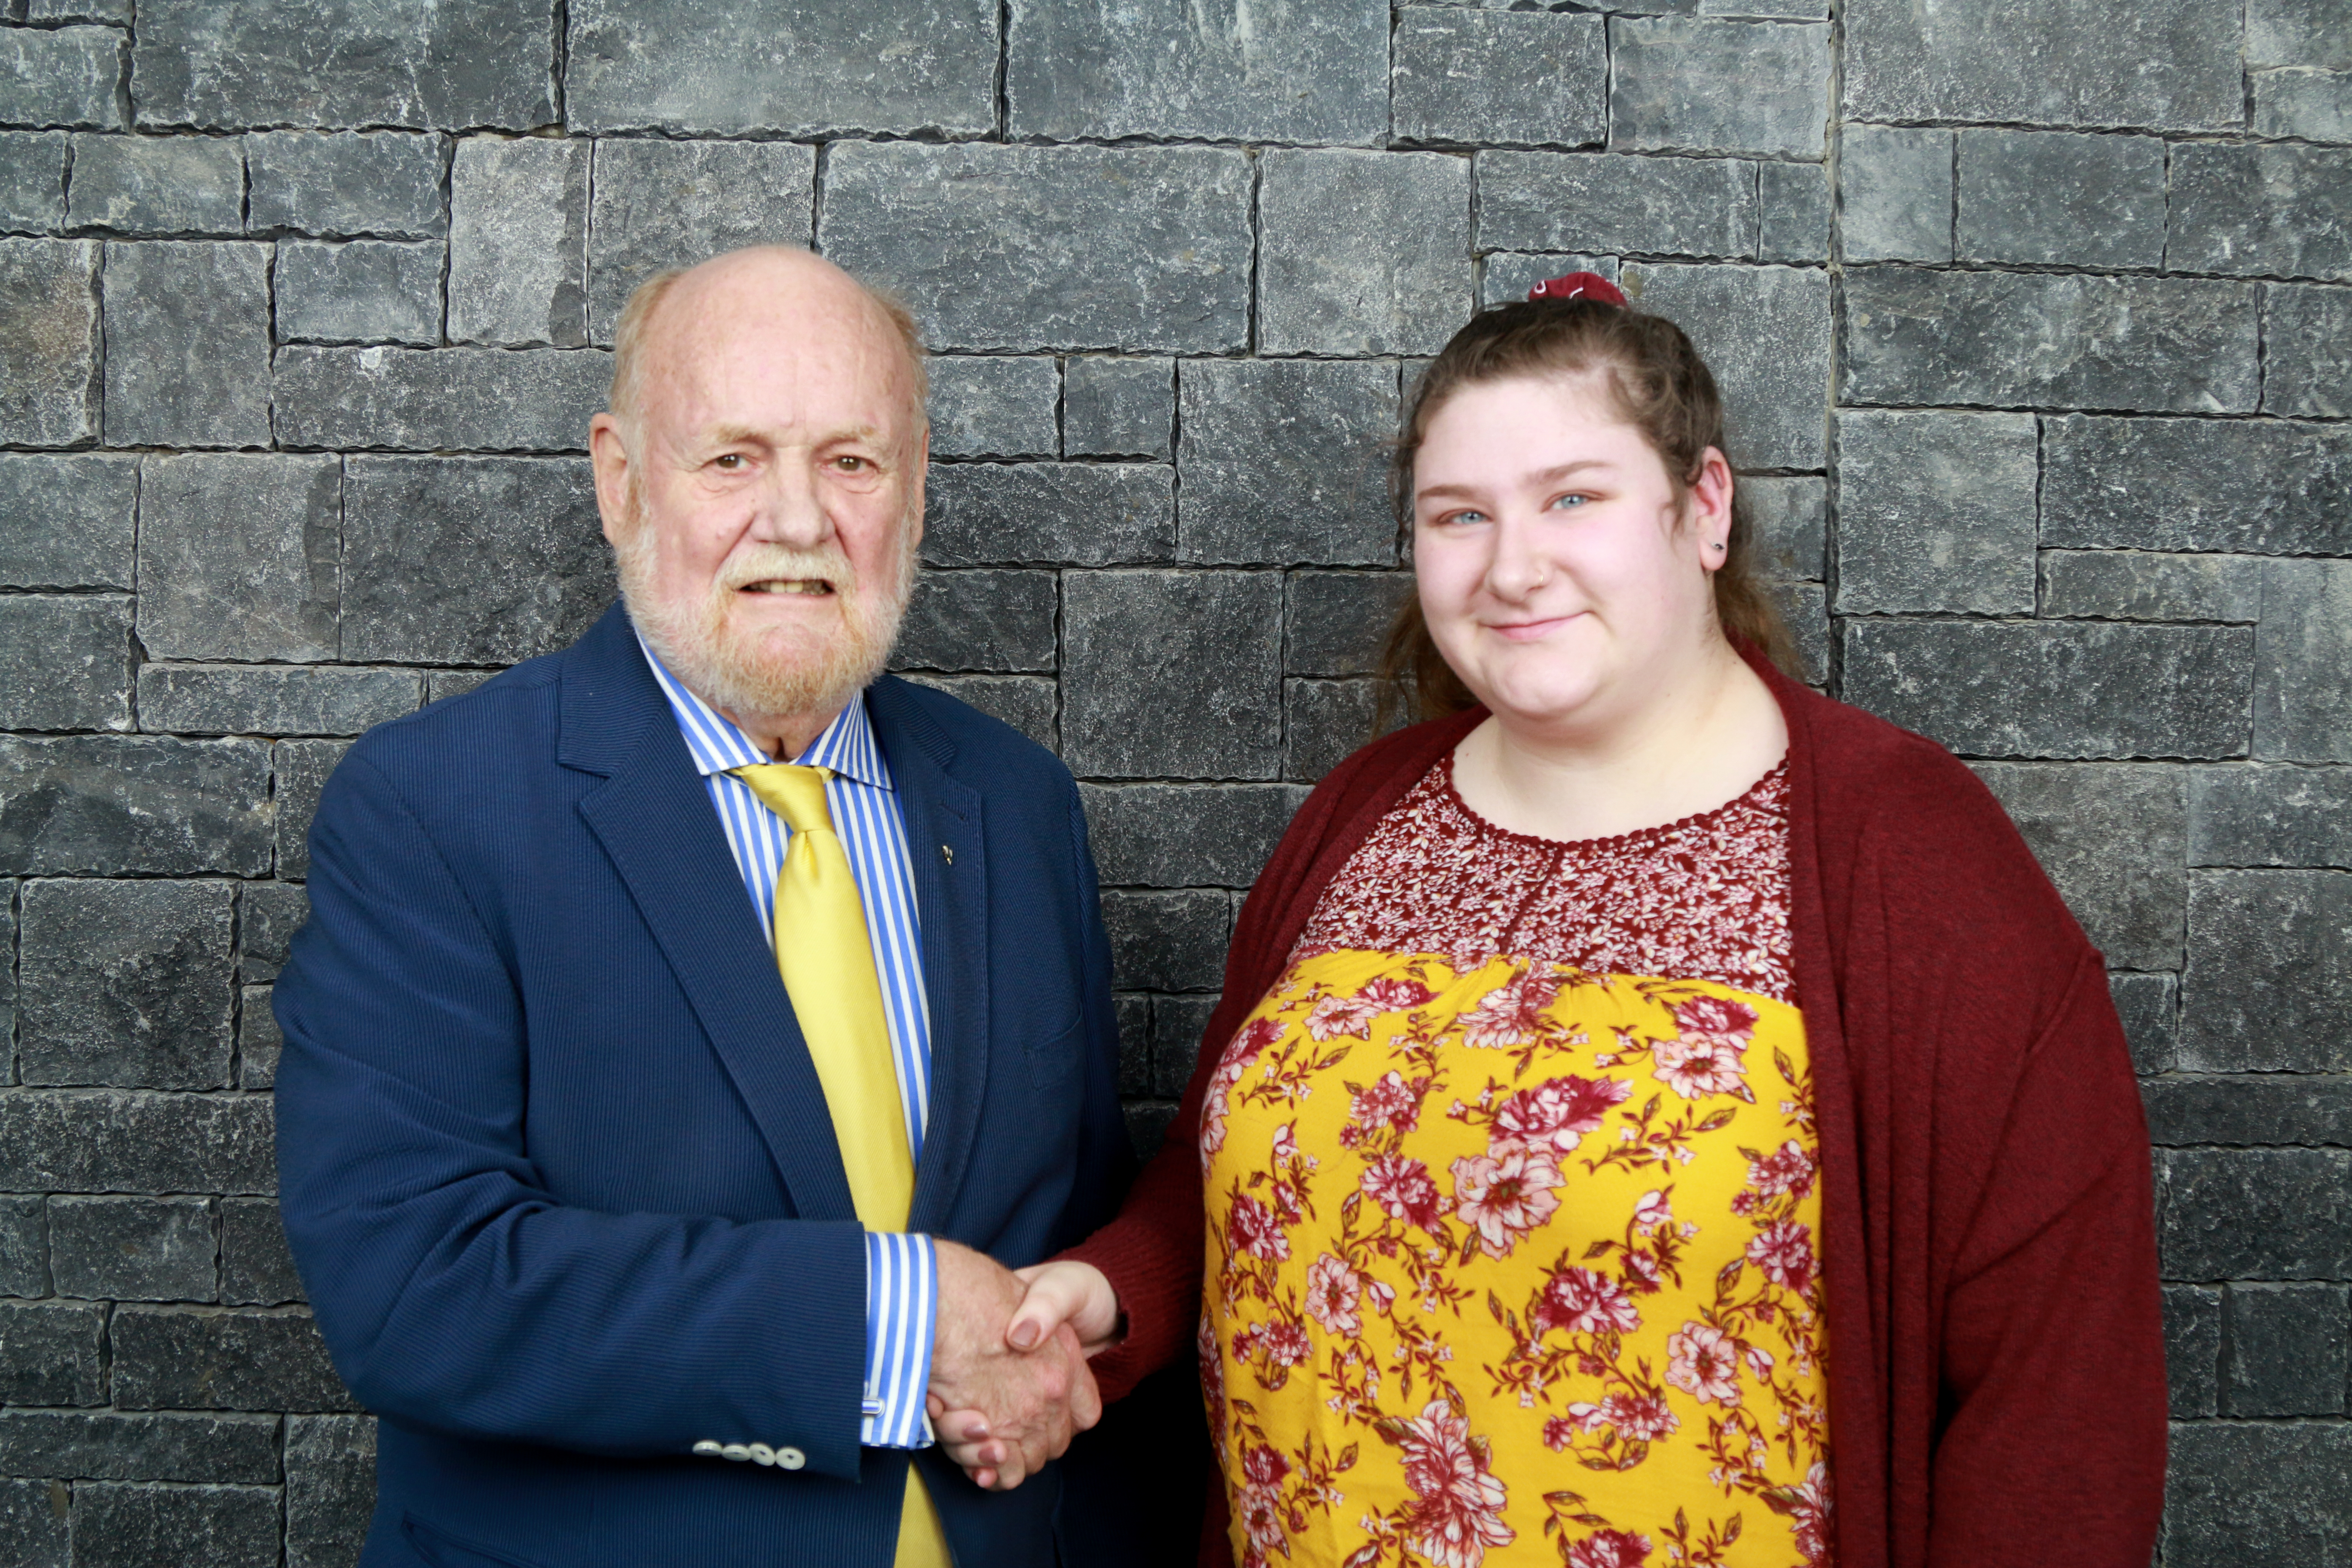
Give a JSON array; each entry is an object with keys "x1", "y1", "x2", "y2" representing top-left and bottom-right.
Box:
[{"x1": 1691, "y1": 445, "x2": 1735, "y2": 573}]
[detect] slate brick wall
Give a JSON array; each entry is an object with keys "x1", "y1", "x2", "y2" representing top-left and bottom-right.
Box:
[{"x1": 0, "y1": 1, "x2": 2345, "y2": 1563}]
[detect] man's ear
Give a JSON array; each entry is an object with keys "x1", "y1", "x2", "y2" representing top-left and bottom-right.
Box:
[
  {"x1": 906, "y1": 421, "x2": 929, "y2": 555},
  {"x1": 589, "y1": 413, "x2": 632, "y2": 546}
]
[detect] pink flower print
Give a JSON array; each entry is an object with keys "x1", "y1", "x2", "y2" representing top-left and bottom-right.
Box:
[
  {"x1": 1531, "y1": 1266, "x2": 1643, "y2": 1337},
  {"x1": 1262, "y1": 1320, "x2": 1310, "y2": 1369},
  {"x1": 1303, "y1": 1253, "x2": 1363, "y2": 1336},
  {"x1": 1598, "y1": 1391, "x2": 1679, "y2": 1442},
  {"x1": 1228, "y1": 1014, "x2": 1284, "y2": 1067},
  {"x1": 1347, "y1": 1071, "x2": 1422, "y2": 1141},
  {"x1": 1242, "y1": 1444, "x2": 1290, "y2": 1487},
  {"x1": 1789, "y1": 1461, "x2": 1833, "y2": 1566},
  {"x1": 1458, "y1": 968, "x2": 1562, "y2": 1050},
  {"x1": 1632, "y1": 1189, "x2": 1672, "y2": 1232},
  {"x1": 1672, "y1": 994, "x2": 1758, "y2": 1050},
  {"x1": 1396, "y1": 1401, "x2": 1515, "y2": 1568},
  {"x1": 1362, "y1": 1156, "x2": 1449, "y2": 1233},
  {"x1": 1566, "y1": 1529, "x2": 1654, "y2": 1568},
  {"x1": 1305, "y1": 990, "x2": 1381, "y2": 1042},
  {"x1": 1749, "y1": 1139, "x2": 1817, "y2": 1199},
  {"x1": 1197, "y1": 1315, "x2": 1226, "y2": 1449},
  {"x1": 1449, "y1": 1148, "x2": 1562, "y2": 1260},
  {"x1": 1542, "y1": 1415, "x2": 1582, "y2": 1452},
  {"x1": 1621, "y1": 1249, "x2": 1663, "y2": 1293},
  {"x1": 1361, "y1": 975, "x2": 1435, "y2": 1012},
  {"x1": 1649, "y1": 1033, "x2": 1748, "y2": 1100},
  {"x1": 1234, "y1": 1481, "x2": 1288, "y2": 1562},
  {"x1": 1665, "y1": 1322, "x2": 1743, "y2": 1407},
  {"x1": 1747, "y1": 1219, "x2": 1816, "y2": 1295},
  {"x1": 1229, "y1": 1194, "x2": 1291, "y2": 1262},
  {"x1": 1490, "y1": 1074, "x2": 1631, "y2": 1156}
]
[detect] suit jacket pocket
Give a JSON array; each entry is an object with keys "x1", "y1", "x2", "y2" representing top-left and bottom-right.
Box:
[
  {"x1": 403, "y1": 1513, "x2": 556, "y2": 1568},
  {"x1": 1023, "y1": 1011, "x2": 1085, "y2": 1088}
]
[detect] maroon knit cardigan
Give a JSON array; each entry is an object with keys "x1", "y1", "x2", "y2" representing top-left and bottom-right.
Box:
[{"x1": 1064, "y1": 652, "x2": 2168, "y2": 1568}]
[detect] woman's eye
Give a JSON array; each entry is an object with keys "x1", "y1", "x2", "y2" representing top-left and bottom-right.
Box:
[
  {"x1": 1549, "y1": 493, "x2": 1587, "y2": 510},
  {"x1": 1441, "y1": 508, "x2": 1485, "y2": 527}
]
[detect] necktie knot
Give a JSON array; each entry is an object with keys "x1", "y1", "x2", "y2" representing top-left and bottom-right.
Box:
[{"x1": 732, "y1": 763, "x2": 834, "y2": 836}]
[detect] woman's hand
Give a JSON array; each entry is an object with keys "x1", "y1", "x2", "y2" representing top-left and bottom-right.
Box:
[{"x1": 932, "y1": 1261, "x2": 1122, "y2": 1490}]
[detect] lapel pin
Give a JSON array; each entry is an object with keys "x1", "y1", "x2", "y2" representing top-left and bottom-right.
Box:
[{"x1": 940, "y1": 844, "x2": 953, "y2": 866}]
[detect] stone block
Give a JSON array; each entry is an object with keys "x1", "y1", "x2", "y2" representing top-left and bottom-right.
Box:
[
  {"x1": 236, "y1": 882, "x2": 308, "y2": 984},
  {"x1": 0, "y1": 736, "x2": 274, "y2": 876},
  {"x1": 1063, "y1": 358, "x2": 1170, "y2": 461},
  {"x1": 47, "y1": 1197, "x2": 214, "y2": 1303},
  {"x1": 284, "y1": 1415, "x2": 375, "y2": 1568},
  {"x1": 0, "y1": 24, "x2": 121, "y2": 129},
  {"x1": 1078, "y1": 784, "x2": 1304, "y2": 888},
  {"x1": 0, "y1": 239, "x2": 99, "y2": 445},
  {"x1": 1625, "y1": 263, "x2": 1830, "y2": 469},
  {"x1": 2171, "y1": 143, "x2": 2352, "y2": 283},
  {"x1": 2183, "y1": 870, "x2": 2352, "y2": 1071},
  {"x1": 1477, "y1": 151, "x2": 1755, "y2": 260},
  {"x1": 2191, "y1": 764, "x2": 2352, "y2": 870},
  {"x1": 273, "y1": 345, "x2": 609, "y2": 453},
  {"x1": 1843, "y1": 268, "x2": 2259, "y2": 413},
  {"x1": 1112, "y1": 994, "x2": 1149, "y2": 1096},
  {"x1": 2255, "y1": 67, "x2": 2352, "y2": 141},
  {"x1": 1839, "y1": 621, "x2": 2252, "y2": 761},
  {"x1": 2043, "y1": 416, "x2": 2350, "y2": 556},
  {"x1": 447, "y1": 136, "x2": 587, "y2": 348},
  {"x1": 2224, "y1": 1283, "x2": 2350, "y2": 1416},
  {"x1": 1478, "y1": 251, "x2": 1620, "y2": 309},
  {"x1": 18, "y1": 879, "x2": 236, "y2": 1090},
  {"x1": 0, "y1": 454, "x2": 136, "y2": 588},
  {"x1": 2165, "y1": 1421, "x2": 2352, "y2": 1568},
  {"x1": 341, "y1": 456, "x2": 613, "y2": 665},
  {"x1": 1839, "y1": 125, "x2": 1952, "y2": 263},
  {"x1": 2256, "y1": 557, "x2": 2352, "y2": 762},
  {"x1": 101, "y1": 240, "x2": 271, "y2": 446},
  {"x1": 1178, "y1": 360, "x2": 1398, "y2": 566},
  {"x1": 0, "y1": 1479, "x2": 63, "y2": 1568},
  {"x1": 1286, "y1": 677, "x2": 1392, "y2": 783},
  {"x1": 1743, "y1": 476, "x2": 1826, "y2": 582},
  {"x1": 219, "y1": 1199, "x2": 301, "y2": 1307},
  {"x1": 2039, "y1": 551, "x2": 2263, "y2": 624},
  {"x1": 0, "y1": 1196, "x2": 47, "y2": 1298},
  {"x1": 1611, "y1": 16, "x2": 1830, "y2": 159},
  {"x1": 1843, "y1": 0, "x2": 2241, "y2": 130},
  {"x1": 1972, "y1": 764, "x2": 2185, "y2": 971},
  {"x1": 1004, "y1": 0, "x2": 1383, "y2": 144},
  {"x1": 425, "y1": 670, "x2": 497, "y2": 705},
  {"x1": 0, "y1": 1411, "x2": 280, "y2": 1484},
  {"x1": 64, "y1": 134, "x2": 241, "y2": 235},
  {"x1": 244, "y1": 131, "x2": 445, "y2": 239},
  {"x1": 1152, "y1": 995, "x2": 1219, "y2": 1098},
  {"x1": 567, "y1": 0, "x2": 995, "y2": 137},
  {"x1": 1755, "y1": 161, "x2": 1829, "y2": 263},
  {"x1": 132, "y1": 0, "x2": 553, "y2": 131},
  {"x1": 1770, "y1": 581, "x2": 1829, "y2": 687},
  {"x1": 2161, "y1": 1284, "x2": 2220, "y2": 1417},
  {"x1": 2157, "y1": 1146, "x2": 2352, "y2": 1280},
  {"x1": 583, "y1": 138, "x2": 815, "y2": 342},
  {"x1": 273, "y1": 239, "x2": 443, "y2": 345},
  {"x1": 138, "y1": 665, "x2": 420, "y2": 738},
  {"x1": 1390, "y1": 7, "x2": 1605, "y2": 148},
  {"x1": 2144, "y1": 1075, "x2": 2352, "y2": 1148},
  {"x1": 0, "y1": 1090, "x2": 275, "y2": 1195},
  {"x1": 892, "y1": 570, "x2": 1057, "y2": 674},
  {"x1": 2249, "y1": 0, "x2": 2352, "y2": 69},
  {"x1": 0, "y1": 131, "x2": 66, "y2": 232},
  {"x1": 898, "y1": 675, "x2": 1056, "y2": 753},
  {"x1": 1835, "y1": 410, "x2": 2035, "y2": 615},
  {"x1": 1061, "y1": 572, "x2": 1280, "y2": 780},
  {"x1": 238, "y1": 986, "x2": 281, "y2": 1090},
  {"x1": 922, "y1": 462, "x2": 1173, "y2": 568},
  {"x1": 0, "y1": 1300, "x2": 104, "y2": 1404},
  {"x1": 821, "y1": 141, "x2": 1252, "y2": 355},
  {"x1": 1101, "y1": 890, "x2": 1230, "y2": 993},
  {"x1": 111, "y1": 1305, "x2": 356, "y2": 1411},
  {"x1": 272, "y1": 740, "x2": 351, "y2": 881},
  {"x1": 1953, "y1": 129, "x2": 2166, "y2": 270},
  {"x1": 0, "y1": 595, "x2": 131, "y2": 732},
  {"x1": 68, "y1": 1481, "x2": 279, "y2": 1568},
  {"x1": 1124, "y1": 1102, "x2": 1177, "y2": 1162},
  {"x1": 2109, "y1": 970, "x2": 2177, "y2": 1074},
  {"x1": 2266, "y1": 285, "x2": 2352, "y2": 420},
  {"x1": 1258, "y1": 150, "x2": 1470, "y2": 358},
  {"x1": 1286, "y1": 571, "x2": 1412, "y2": 678},
  {"x1": 925, "y1": 358, "x2": 1059, "y2": 461},
  {"x1": 136, "y1": 453, "x2": 340, "y2": 663}
]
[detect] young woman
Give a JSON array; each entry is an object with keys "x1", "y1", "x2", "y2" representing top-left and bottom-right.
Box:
[{"x1": 940, "y1": 276, "x2": 2166, "y2": 1568}]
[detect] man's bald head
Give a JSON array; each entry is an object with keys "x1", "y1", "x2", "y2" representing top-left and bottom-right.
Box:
[{"x1": 606, "y1": 246, "x2": 928, "y2": 437}]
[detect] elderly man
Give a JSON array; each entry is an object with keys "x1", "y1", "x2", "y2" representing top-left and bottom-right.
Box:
[{"x1": 273, "y1": 246, "x2": 1132, "y2": 1566}]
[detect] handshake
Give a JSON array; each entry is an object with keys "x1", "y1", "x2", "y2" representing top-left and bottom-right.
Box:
[{"x1": 925, "y1": 1243, "x2": 1123, "y2": 1490}]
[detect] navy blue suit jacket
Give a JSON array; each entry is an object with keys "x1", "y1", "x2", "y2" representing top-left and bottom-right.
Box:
[{"x1": 274, "y1": 604, "x2": 1135, "y2": 1568}]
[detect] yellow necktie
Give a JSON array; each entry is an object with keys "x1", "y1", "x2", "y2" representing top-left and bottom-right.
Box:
[{"x1": 730, "y1": 763, "x2": 949, "y2": 1568}]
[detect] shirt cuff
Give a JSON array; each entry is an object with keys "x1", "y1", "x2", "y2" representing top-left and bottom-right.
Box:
[{"x1": 861, "y1": 1231, "x2": 937, "y2": 1449}]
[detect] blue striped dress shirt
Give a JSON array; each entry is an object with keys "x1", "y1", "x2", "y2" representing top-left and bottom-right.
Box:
[{"x1": 638, "y1": 634, "x2": 937, "y2": 1451}]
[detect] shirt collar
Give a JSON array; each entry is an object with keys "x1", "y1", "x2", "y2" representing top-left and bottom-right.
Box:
[{"x1": 634, "y1": 627, "x2": 891, "y2": 793}]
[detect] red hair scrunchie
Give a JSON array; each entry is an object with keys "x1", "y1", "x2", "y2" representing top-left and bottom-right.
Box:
[{"x1": 1527, "y1": 271, "x2": 1627, "y2": 307}]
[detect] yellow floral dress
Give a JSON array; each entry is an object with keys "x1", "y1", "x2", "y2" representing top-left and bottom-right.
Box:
[{"x1": 1199, "y1": 758, "x2": 1830, "y2": 1568}]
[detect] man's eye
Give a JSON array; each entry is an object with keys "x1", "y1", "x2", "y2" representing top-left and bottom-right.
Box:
[
  {"x1": 713, "y1": 454, "x2": 744, "y2": 470},
  {"x1": 834, "y1": 455, "x2": 867, "y2": 472}
]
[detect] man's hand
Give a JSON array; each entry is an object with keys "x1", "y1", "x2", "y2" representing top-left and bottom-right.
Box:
[
  {"x1": 931, "y1": 1259, "x2": 1122, "y2": 1490},
  {"x1": 925, "y1": 1240, "x2": 1103, "y2": 1491}
]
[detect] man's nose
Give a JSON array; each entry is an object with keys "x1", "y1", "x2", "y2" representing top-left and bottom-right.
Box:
[{"x1": 747, "y1": 457, "x2": 832, "y2": 548}]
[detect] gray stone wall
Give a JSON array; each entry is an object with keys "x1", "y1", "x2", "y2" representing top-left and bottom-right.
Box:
[{"x1": 0, "y1": 0, "x2": 2345, "y2": 1562}]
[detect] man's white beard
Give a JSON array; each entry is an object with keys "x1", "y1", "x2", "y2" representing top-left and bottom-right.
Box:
[{"x1": 613, "y1": 487, "x2": 916, "y2": 729}]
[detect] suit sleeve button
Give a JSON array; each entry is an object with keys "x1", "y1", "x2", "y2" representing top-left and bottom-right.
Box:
[
  {"x1": 776, "y1": 1446, "x2": 806, "y2": 1470},
  {"x1": 747, "y1": 1443, "x2": 777, "y2": 1466},
  {"x1": 692, "y1": 1441, "x2": 723, "y2": 1457},
  {"x1": 720, "y1": 1444, "x2": 751, "y2": 1461}
]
